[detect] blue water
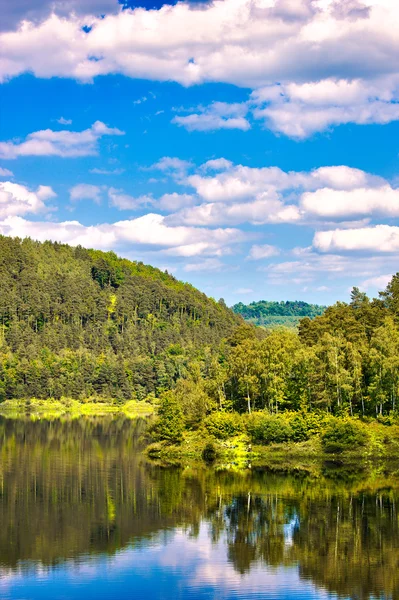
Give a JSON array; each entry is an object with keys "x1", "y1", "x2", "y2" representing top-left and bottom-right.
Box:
[
  {"x1": 0, "y1": 417, "x2": 396, "y2": 599},
  {"x1": 1, "y1": 528, "x2": 335, "y2": 600}
]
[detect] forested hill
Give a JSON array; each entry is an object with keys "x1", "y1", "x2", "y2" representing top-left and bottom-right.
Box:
[
  {"x1": 0, "y1": 236, "x2": 241, "y2": 401},
  {"x1": 232, "y1": 300, "x2": 326, "y2": 328}
]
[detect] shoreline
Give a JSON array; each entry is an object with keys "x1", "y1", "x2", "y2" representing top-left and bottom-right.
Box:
[{"x1": 0, "y1": 398, "x2": 154, "y2": 420}]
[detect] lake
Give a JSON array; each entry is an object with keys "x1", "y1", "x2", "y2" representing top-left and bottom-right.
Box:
[{"x1": 0, "y1": 416, "x2": 398, "y2": 600}]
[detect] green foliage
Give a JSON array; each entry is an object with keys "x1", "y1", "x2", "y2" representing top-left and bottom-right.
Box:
[
  {"x1": 152, "y1": 391, "x2": 185, "y2": 444},
  {"x1": 233, "y1": 300, "x2": 326, "y2": 328},
  {"x1": 321, "y1": 418, "x2": 368, "y2": 453},
  {"x1": 247, "y1": 413, "x2": 293, "y2": 444},
  {"x1": 0, "y1": 236, "x2": 240, "y2": 401},
  {"x1": 203, "y1": 411, "x2": 244, "y2": 439}
]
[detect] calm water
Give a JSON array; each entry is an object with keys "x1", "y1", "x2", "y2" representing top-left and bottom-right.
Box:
[{"x1": 0, "y1": 417, "x2": 398, "y2": 600}]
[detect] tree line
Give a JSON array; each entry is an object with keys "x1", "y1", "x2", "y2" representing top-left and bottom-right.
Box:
[{"x1": 1, "y1": 235, "x2": 399, "y2": 421}]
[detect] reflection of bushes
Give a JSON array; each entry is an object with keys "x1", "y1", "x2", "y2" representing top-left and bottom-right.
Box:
[{"x1": 321, "y1": 418, "x2": 368, "y2": 453}]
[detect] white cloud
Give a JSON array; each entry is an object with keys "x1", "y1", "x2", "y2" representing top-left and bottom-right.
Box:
[
  {"x1": 2, "y1": 1, "x2": 399, "y2": 138},
  {"x1": 0, "y1": 181, "x2": 56, "y2": 218},
  {"x1": 184, "y1": 258, "x2": 224, "y2": 272},
  {"x1": 0, "y1": 121, "x2": 124, "y2": 159},
  {"x1": 89, "y1": 167, "x2": 125, "y2": 175},
  {"x1": 0, "y1": 214, "x2": 245, "y2": 257},
  {"x1": 0, "y1": 167, "x2": 14, "y2": 177},
  {"x1": 108, "y1": 188, "x2": 153, "y2": 210},
  {"x1": 169, "y1": 195, "x2": 301, "y2": 226},
  {"x1": 70, "y1": 183, "x2": 102, "y2": 204},
  {"x1": 2, "y1": 0, "x2": 397, "y2": 90},
  {"x1": 313, "y1": 224, "x2": 399, "y2": 253},
  {"x1": 149, "y1": 156, "x2": 193, "y2": 179},
  {"x1": 248, "y1": 244, "x2": 280, "y2": 260},
  {"x1": 173, "y1": 102, "x2": 250, "y2": 132},
  {"x1": 360, "y1": 274, "x2": 392, "y2": 290},
  {"x1": 200, "y1": 158, "x2": 233, "y2": 172},
  {"x1": 301, "y1": 185, "x2": 399, "y2": 219},
  {"x1": 234, "y1": 287, "x2": 254, "y2": 294},
  {"x1": 157, "y1": 193, "x2": 195, "y2": 211},
  {"x1": 1, "y1": 0, "x2": 121, "y2": 32},
  {"x1": 252, "y1": 78, "x2": 399, "y2": 138},
  {"x1": 262, "y1": 251, "x2": 399, "y2": 288},
  {"x1": 57, "y1": 117, "x2": 72, "y2": 125}
]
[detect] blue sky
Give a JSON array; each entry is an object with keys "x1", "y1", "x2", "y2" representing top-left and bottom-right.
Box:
[{"x1": 1, "y1": 0, "x2": 399, "y2": 305}]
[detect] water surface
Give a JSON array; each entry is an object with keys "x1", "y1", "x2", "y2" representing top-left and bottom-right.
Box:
[{"x1": 0, "y1": 417, "x2": 398, "y2": 599}]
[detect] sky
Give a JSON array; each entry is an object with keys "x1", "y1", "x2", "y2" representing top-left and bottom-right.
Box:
[{"x1": 1, "y1": 0, "x2": 399, "y2": 306}]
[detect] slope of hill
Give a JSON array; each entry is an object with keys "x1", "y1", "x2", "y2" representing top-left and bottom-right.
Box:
[
  {"x1": 0, "y1": 236, "x2": 241, "y2": 401},
  {"x1": 232, "y1": 300, "x2": 326, "y2": 329}
]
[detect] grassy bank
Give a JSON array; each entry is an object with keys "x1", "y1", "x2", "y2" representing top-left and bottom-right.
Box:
[
  {"x1": 0, "y1": 397, "x2": 154, "y2": 420},
  {"x1": 146, "y1": 411, "x2": 399, "y2": 474}
]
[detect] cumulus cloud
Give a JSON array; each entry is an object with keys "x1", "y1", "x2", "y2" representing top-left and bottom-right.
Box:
[
  {"x1": 1, "y1": 0, "x2": 121, "y2": 32},
  {"x1": 2, "y1": 1, "x2": 399, "y2": 136},
  {"x1": 108, "y1": 188, "x2": 153, "y2": 210},
  {"x1": 149, "y1": 156, "x2": 193, "y2": 179},
  {"x1": 248, "y1": 244, "x2": 280, "y2": 260},
  {"x1": 0, "y1": 213, "x2": 245, "y2": 257},
  {"x1": 173, "y1": 102, "x2": 250, "y2": 132},
  {"x1": 157, "y1": 193, "x2": 195, "y2": 211},
  {"x1": 262, "y1": 250, "x2": 399, "y2": 288},
  {"x1": 313, "y1": 225, "x2": 399, "y2": 253},
  {"x1": 360, "y1": 274, "x2": 392, "y2": 290},
  {"x1": 0, "y1": 121, "x2": 124, "y2": 159},
  {"x1": 70, "y1": 183, "x2": 102, "y2": 204},
  {"x1": 169, "y1": 196, "x2": 301, "y2": 226},
  {"x1": 170, "y1": 161, "x2": 394, "y2": 226},
  {"x1": 200, "y1": 158, "x2": 233, "y2": 172},
  {"x1": 0, "y1": 181, "x2": 56, "y2": 218},
  {"x1": 301, "y1": 185, "x2": 399, "y2": 218},
  {"x1": 251, "y1": 78, "x2": 399, "y2": 138}
]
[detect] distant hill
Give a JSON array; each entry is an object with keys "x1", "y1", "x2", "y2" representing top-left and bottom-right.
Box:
[
  {"x1": 232, "y1": 300, "x2": 326, "y2": 329},
  {"x1": 0, "y1": 235, "x2": 241, "y2": 401}
]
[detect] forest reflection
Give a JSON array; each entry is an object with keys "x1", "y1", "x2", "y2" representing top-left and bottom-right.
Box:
[{"x1": 0, "y1": 416, "x2": 399, "y2": 600}]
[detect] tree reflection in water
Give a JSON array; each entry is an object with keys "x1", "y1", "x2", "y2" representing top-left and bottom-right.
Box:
[{"x1": 0, "y1": 416, "x2": 398, "y2": 599}]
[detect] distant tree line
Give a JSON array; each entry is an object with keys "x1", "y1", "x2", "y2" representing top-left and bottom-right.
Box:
[{"x1": 233, "y1": 300, "x2": 326, "y2": 328}]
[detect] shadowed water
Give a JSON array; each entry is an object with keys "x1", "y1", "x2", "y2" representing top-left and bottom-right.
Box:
[{"x1": 0, "y1": 416, "x2": 398, "y2": 599}]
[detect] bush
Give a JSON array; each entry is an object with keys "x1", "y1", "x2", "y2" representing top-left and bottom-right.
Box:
[
  {"x1": 152, "y1": 391, "x2": 185, "y2": 445},
  {"x1": 321, "y1": 418, "x2": 369, "y2": 454},
  {"x1": 203, "y1": 412, "x2": 244, "y2": 440},
  {"x1": 247, "y1": 413, "x2": 293, "y2": 445},
  {"x1": 289, "y1": 414, "x2": 310, "y2": 442}
]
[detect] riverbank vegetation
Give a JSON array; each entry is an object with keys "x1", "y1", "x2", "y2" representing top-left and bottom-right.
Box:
[{"x1": 2, "y1": 236, "x2": 399, "y2": 464}]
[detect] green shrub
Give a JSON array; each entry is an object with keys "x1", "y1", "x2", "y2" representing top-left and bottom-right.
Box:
[
  {"x1": 321, "y1": 418, "x2": 368, "y2": 454},
  {"x1": 288, "y1": 414, "x2": 310, "y2": 442},
  {"x1": 152, "y1": 391, "x2": 184, "y2": 445},
  {"x1": 247, "y1": 413, "x2": 293, "y2": 445},
  {"x1": 203, "y1": 412, "x2": 244, "y2": 440}
]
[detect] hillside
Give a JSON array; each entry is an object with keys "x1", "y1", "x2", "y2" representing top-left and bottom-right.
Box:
[
  {"x1": 0, "y1": 236, "x2": 241, "y2": 401},
  {"x1": 232, "y1": 300, "x2": 326, "y2": 329}
]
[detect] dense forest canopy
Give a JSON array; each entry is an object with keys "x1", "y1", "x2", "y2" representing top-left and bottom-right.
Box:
[
  {"x1": 0, "y1": 235, "x2": 240, "y2": 401},
  {"x1": 1, "y1": 235, "x2": 399, "y2": 421},
  {"x1": 233, "y1": 300, "x2": 326, "y2": 328}
]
